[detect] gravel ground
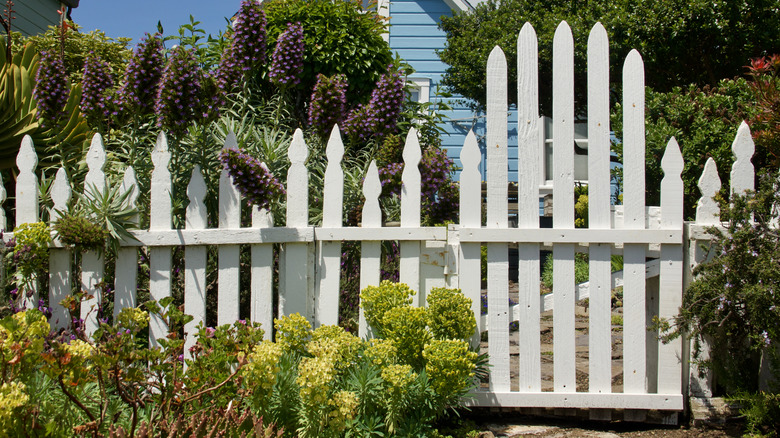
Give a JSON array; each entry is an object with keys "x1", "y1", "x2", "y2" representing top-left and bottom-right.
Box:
[{"x1": 470, "y1": 417, "x2": 743, "y2": 437}]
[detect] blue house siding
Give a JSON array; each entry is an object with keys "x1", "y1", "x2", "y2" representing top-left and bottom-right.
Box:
[
  {"x1": 13, "y1": 0, "x2": 61, "y2": 36},
  {"x1": 388, "y1": 0, "x2": 519, "y2": 182}
]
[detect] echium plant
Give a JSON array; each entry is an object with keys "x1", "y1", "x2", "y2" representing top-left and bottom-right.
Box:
[
  {"x1": 155, "y1": 46, "x2": 204, "y2": 137},
  {"x1": 307, "y1": 73, "x2": 347, "y2": 136},
  {"x1": 268, "y1": 22, "x2": 304, "y2": 88},
  {"x1": 343, "y1": 65, "x2": 405, "y2": 142},
  {"x1": 215, "y1": 0, "x2": 267, "y2": 95},
  {"x1": 118, "y1": 32, "x2": 163, "y2": 117},
  {"x1": 220, "y1": 148, "x2": 286, "y2": 211},
  {"x1": 80, "y1": 52, "x2": 114, "y2": 126},
  {"x1": 33, "y1": 50, "x2": 69, "y2": 129}
]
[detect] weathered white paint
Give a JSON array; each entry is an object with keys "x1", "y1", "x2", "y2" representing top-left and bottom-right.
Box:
[
  {"x1": 359, "y1": 161, "x2": 382, "y2": 338},
  {"x1": 49, "y1": 168, "x2": 71, "y2": 329},
  {"x1": 114, "y1": 167, "x2": 139, "y2": 321},
  {"x1": 696, "y1": 158, "x2": 721, "y2": 225},
  {"x1": 218, "y1": 166, "x2": 241, "y2": 326},
  {"x1": 731, "y1": 121, "x2": 755, "y2": 196},
  {"x1": 149, "y1": 132, "x2": 172, "y2": 348},
  {"x1": 400, "y1": 128, "x2": 422, "y2": 301},
  {"x1": 81, "y1": 134, "x2": 107, "y2": 335},
  {"x1": 282, "y1": 129, "x2": 311, "y2": 319},
  {"x1": 185, "y1": 166, "x2": 208, "y2": 359},
  {"x1": 16, "y1": 135, "x2": 39, "y2": 308},
  {"x1": 459, "y1": 131, "x2": 482, "y2": 347}
]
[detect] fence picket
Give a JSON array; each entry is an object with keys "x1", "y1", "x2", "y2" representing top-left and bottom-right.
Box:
[
  {"x1": 622, "y1": 49, "x2": 648, "y2": 398},
  {"x1": 0, "y1": 172, "x2": 5, "y2": 230},
  {"x1": 696, "y1": 158, "x2": 721, "y2": 225},
  {"x1": 359, "y1": 161, "x2": 382, "y2": 337},
  {"x1": 459, "y1": 130, "x2": 482, "y2": 347},
  {"x1": 552, "y1": 21, "x2": 576, "y2": 394},
  {"x1": 49, "y1": 168, "x2": 71, "y2": 329},
  {"x1": 731, "y1": 121, "x2": 755, "y2": 196},
  {"x1": 659, "y1": 138, "x2": 684, "y2": 400},
  {"x1": 587, "y1": 23, "x2": 613, "y2": 408},
  {"x1": 281, "y1": 129, "x2": 311, "y2": 319},
  {"x1": 82, "y1": 134, "x2": 107, "y2": 335},
  {"x1": 317, "y1": 126, "x2": 345, "y2": 327},
  {"x1": 114, "y1": 167, "x2": 139, "y2": 320},
  {"x1": 16, "y1": 135, "x2": 39, "y2": 308},
  {"x1": 218, "y1": 132, "x2": 242, "y2": 325},
  {"x1": 486, "y1": 45, "x2": 510, "y2": 392},
  {"x1": 185, "y1": 166, "x2": 208, "y2": 359},
  {"x1": 517, "y1": 22, "x2": 542, "y2": 393},
  {"x1": 401, "y1": 128, "x2": 422, "y2": 302},
  {"x1": 149, "y1": 132, "x2": 173, "y2": 347}
]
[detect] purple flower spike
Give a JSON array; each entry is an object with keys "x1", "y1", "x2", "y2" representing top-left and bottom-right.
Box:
[
  {"x1": 81, "y1": 52, "x2": 114, "y2": 124},
  {"x1": 155, "y1": 46, "x2": 205, "y2": 136},
  {"x1": 269, "y1": 22, "x2": 304, "y2": 88},
  {"x1": 308, "y1": 73, "x2": 348, "y2": 135},
  {"x1": 220, "y1": 148, "x2": 286, "y2": 210},
  {"x1": 34, "y1": 50, "x2": 70, "y2": 129},
  {"x1": 119, "y1": 33, "x2": 164, "y2": 116}
]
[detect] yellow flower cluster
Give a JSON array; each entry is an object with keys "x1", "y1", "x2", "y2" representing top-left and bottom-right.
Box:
[
  {"x1": 274, "y1": 313, "x2": 312, "y2": 354},
  {"x1": 422, "y1": 339, "x2": 477, "y2": 397},
  {"x1": 0, "y1": 381, "x2": 29, "y2": 427},
  {"x1": 360, "y1": 281, "x2": 415, "y2": 335},
  {"x1": 426, "y1": 287, "x2": 476, "y2": 341},
  {"x1": 381, "y1": 364, "x2": 416, "y2": 395},
  {"x1": 382, "y1": 306, "x2": 430, "y2": 366},
  {"x1": 309, "y1": 325, "x2": 361, "y2": 369},
  {"x1": 327, "y1": 390, "x2": 358, "y2": 432},
  {"x1": 116, "y1": 307, "x2": 150, "y2": 331},
  {"x1": 297, "y1": 355, "x2": 336, "y2": 404},
  {"x1": 0, "y1": 311, "x2": 50, "y2": 362},
  {"x1": 364, "y1": 338, "x2": 397, "y2": 367},
  {"x1": 242, "y1": 341, "x2": 282, "y2": 391}
]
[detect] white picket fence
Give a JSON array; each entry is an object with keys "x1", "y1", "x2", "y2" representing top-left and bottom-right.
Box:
[{"x1": 1, "y1": 21, "x2": 761, "y2": 417}]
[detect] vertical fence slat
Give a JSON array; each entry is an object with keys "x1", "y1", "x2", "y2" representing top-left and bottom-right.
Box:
[
  {"x1": 552, "y1": 21, "x2": 576, "y2": 393},
  {"x1": 459, "y1": 130, "x2": 482, "y2": 347},
  {"x1": 149, "y1": 132, "x2": 173, "y2": 347},
  {"x1": 317, "y1": 126, "x2": 345, "y2": 326},
  {"x1": 282, "y1": 129, "x2": 312, "y2": 319},
  {"x1": 696, "y1": 158, "x2": 721, "y2": 225},
  {"x1": 185, "y1": 166, "x2": 208, "y2": 359},
  {"x1": 114, "y1": 167, "x2": 139, "y2": 320},
  {"x1": 587, "y1": 23, "x2": 613, "y2": 406},
  {"x1": 517, "y1": 22, "x2": 542, "y2": 392},
  {"x1": 218, "y1": 133, "x2": 241, "y2": 325},
  {"x1": 622, "y1": 49, "x2": 648, "y2": 397},
  {"x1": 252, "y1": 204, "x2": 274, "y2": 339},
  {"x1": 82, "y1": 134, "x2": 107, "y2": 335},
  {"x1": 359, "y1": 161, "x2": 382, "y2": 337},
  {"x1": 401, "y1": 128, "x2": 422, "y2": 301},
  {"x1": 731, "y1": 121, "x2": 755, "y2": 196},
  {"x1": 659, "y1": 138, "x2": 684, "y2": 399},
  {"x1": 49, "y1": 168, "x2": 71, "y2": 329},
  {"x1": 16, "y1": 135, "x2": 39, "y2": 308},
  {"x1": 486, "y1": 45, "x2": 510, "y2": 392},
  {"x1": 0, "y1": 171, "x2": 6, "y2": 231}
]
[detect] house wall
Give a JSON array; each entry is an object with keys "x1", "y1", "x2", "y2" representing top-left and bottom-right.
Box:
[
  {"x1": 388, "y1": 0, "x2": 522, "y2": 182},
  {"x1": 12, "y1": 0, "x2": 61, "y2": 36}
]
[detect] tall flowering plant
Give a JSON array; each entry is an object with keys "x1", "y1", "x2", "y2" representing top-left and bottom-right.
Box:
[
  {"x1": 154, "y1": 46, "x2": 205, "y2": 137},
  {"x1": 118, "y1": 32, "x2": 163, "y2": 117},
  {"x1": 33, "y1": 50, "x2": 69, "y2": 129},
  {"x1": 219, "y1": 148, "x2": 286, "y2": 210},
  {"x1": 307, "y1": 73, "x2": 347, "y2": 135},
  {"x1": 80, "y1": 52, "x2": 115, "y2": 127},
  {"x1": 343, "y1": 65, "x2": 405, "y2": 142},
  {"x1": 215, "y1": 0, "x2": 267, "y2": 94},
  {"x1": 269, "y1": 22, "x2": 304, "y2": 88}
]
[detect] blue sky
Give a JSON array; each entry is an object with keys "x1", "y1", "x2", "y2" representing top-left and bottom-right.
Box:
[{"x1": 73, "y1": 1, "x2": 239, "y2": 45}]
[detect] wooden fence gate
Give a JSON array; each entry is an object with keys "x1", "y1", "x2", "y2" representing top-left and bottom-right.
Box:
[{"x1": 9, "y1": 20, "x2": 765, "y2": 419}]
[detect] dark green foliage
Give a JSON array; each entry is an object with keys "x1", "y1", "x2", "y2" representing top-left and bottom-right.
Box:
[
  {"x1": 612, "y1": 78, "x2": 757, "y2": 220},
  {"x1": 439, "y1": 0, "x2": 780, "y2": 114},
  {"x1": 263, "y1": 0, "x2": 392, "y2": 105},
  {"x1": 52, "y1": 213, "x2": 107, "y2": 251}
]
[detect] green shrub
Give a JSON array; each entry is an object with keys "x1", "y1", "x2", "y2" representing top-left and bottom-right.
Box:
[{"x1": 427, "y1": 287, "x2": 477, "y2": 341}]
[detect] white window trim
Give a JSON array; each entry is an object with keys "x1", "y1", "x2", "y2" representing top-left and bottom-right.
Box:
[{"x1": 407, "y1": 77, "x2": 431, "y2": 104}]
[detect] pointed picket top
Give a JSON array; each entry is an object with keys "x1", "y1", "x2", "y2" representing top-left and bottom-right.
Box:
[
  {"x1": 51, "y1": 168, "x2": 72, "y2": 222},
  {"x1": 152, "y1": 132, "x2": 171, "y2": 169},
  {"x1": 554, "y1": 21, "x2": 573, "y2": 53},
  {"x1": 517, "y1": 22, "x2": 539, "y2": 142},
  {"x1": 362, "y1": 160, "x2": 382, "y2": 227},
  {"x1": 187, "y1": 165, "x2": 208, "y2": 229},
  {"x1": 401, "y1": 128, "x2": 421, "y2": 228},
  {"x1": 224, "y1": 130, "x2": 239, "y2": 150},
  {"x1": 731, "y1": 121, "x2": 755, "y2": 196},
  {"x1": 661, "y1": 137, "x2": 684, "y2": 228},
  {"x1": 286, "y1": 128, "x2": 309, "y2": 227},
  {"x1": 488, "y1": 45, "x2": 506, "y2": 72},
  {"x1": 288, "y1": 128, "x2": 308, "y2": 165},
  {"x1": 16, "y1": 135, "x2": 39, "y2": 225},
  {"x1": 622, "y1": 48, "x2": 646, "y2": 228},
  {"x1": 323, "y1": 125, "x2": 345, "y2": 228},
  {"x1": 84, "y1": 133, "x2": 107, "y2": 196},
  {"x1": 587, "y1": 21, "x2": 610, "y2": 230},
  {"x1": 460, "y1": 130, "x2": 481, "y2": 228},
  {"x1": 326, "y1": 124, "x2": 345, "y2": 164},
  {"x1": 16, "y1": 135, "x2": 37, "y2": 175},
  {"x1": 697, "y1": 158, "x2": 722, "y2": 225},
  {"x1": 219, "y1": 168, "x2": 241, "y2": 228}
]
